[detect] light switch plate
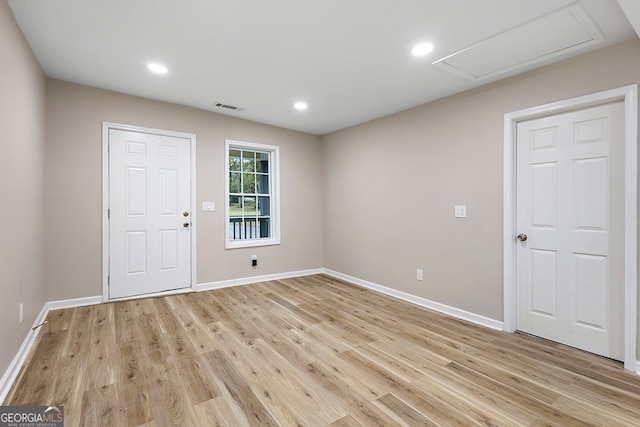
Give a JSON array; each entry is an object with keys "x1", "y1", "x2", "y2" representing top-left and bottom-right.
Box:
[
  {"x1": 455, "y1": 205, "x2": 467, "y2": 218},
  {"x1": 202, "y1": 201, "x2": 216, "y2": 211}
]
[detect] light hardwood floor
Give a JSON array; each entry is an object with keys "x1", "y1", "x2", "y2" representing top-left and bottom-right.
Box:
[{"x1": 5, "y1": 274, "x2": 640, "y2": 426}]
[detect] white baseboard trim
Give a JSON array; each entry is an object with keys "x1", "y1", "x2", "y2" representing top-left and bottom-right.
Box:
[
  {"x1": 323, "y1": 269, "x2": 504, "y2": 331},
  {"x1": 0, "y1": 306, "x2": 47, "y2": 404},
  {"x1": 44, "y1": 295, "x2": 103, "y2": 312},
  {"x1": 195, "y1": 268, "x2": 324, "y2": 292},
  {"x1": 0, "y1": 295, "x2": 102, "y2": 404}
]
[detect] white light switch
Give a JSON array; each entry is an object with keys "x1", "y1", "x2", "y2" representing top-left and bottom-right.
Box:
[
  {"x1": 455, "y1": 205, "x2": 467, "y2": 218},
  {"x1": 202, "y1": 201, "x2": 216, "y2": 211}
]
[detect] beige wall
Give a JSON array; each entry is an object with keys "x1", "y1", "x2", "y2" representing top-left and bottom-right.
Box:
[
  {"x1": 323, "y1": 39, "x2": 640, "y2": 329},
  {"x1": 0, "y1": 0, "x2": 46, "y2": 379},
  {"x1": 45, "y1": 80, "x2": 323, "y2": 301}
]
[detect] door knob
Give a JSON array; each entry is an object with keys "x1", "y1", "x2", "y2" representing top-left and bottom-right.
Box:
[
  {"x1": 183, "y1": 222, "x2": 190, "y2": 228},
  {"x1": 517, "y1": 233, "x2": 528, "y2": 242},
  {"x1": 183, "y1": 211, "x2": 189, "y2": 217}
]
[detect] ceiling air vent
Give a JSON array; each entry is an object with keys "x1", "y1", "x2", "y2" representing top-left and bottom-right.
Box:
[
  {"x1": 214, "y1": 102, "x2": 241, "y2": 111},
  {"x1": 432, "y1": 3, "x2": 604, "y2": 82}
]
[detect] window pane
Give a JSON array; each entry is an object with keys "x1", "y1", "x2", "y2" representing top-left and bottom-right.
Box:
[
  {"x1": 258, "y1": 218, "x2": 270, "y2": 238},
  {"x1": 256, "y1": 152, "x2": 269, "y2": 173},
  {"x1": 243, "y1": 173, "x2": 256, "y2": 193},
  {"x1": 229, "y1": 195, "x2": 242, "y2": 217},
  {"x1": 242, "y1": 151, "x2": 255, "y2": 172},
  {"x1": 256, "y1": 174, "x2": 269, "y2": 194},
  {"x1": 229, "y1": 218, "x2": 243, "y2": 240},
  {"x1": 229, "y1": 150, "x2": 242, "y2": 172},
  {"x1": 244, "y1": 218, "x2": 258, "y2": 240},
  {"x1": 258, "y1": 196, "x2": 270, "y2": 216},
  {"x1": 243, "y1": 196, "x2": 257, "y2": 215},
  {"x1": 229, "y1": 172, "x2": 241, "y2": 193}
]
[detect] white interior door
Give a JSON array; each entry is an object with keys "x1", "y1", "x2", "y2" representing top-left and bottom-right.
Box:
[
  {"x1": 516, "y1": 102, "x2": 624, "y2": 360},
  {"x1": 109, "y1": 129, "x2": 192, "y2": 299}
]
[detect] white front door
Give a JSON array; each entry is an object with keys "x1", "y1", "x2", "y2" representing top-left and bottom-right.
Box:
[
  {"x1": 108, "y1": 128, "x2": 192, "y2": 299},
  {"x1": 516, "y1": 102, "x2": 624, "y2": 360}
]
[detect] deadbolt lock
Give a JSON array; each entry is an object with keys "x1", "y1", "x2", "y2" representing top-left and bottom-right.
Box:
[{"x1": 183, "y1": 211, "x2": 189, "y2": 217}]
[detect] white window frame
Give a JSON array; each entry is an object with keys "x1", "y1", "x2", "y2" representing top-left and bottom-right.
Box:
[{"x1": 225, "y1": 139, "x2": 281, "y2": 249}]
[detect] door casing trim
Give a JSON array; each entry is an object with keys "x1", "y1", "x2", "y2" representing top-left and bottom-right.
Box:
[
  {"x1": 102, "y1": 122, "x2": 197, "y2": 302},
  {"x1": 503, "y1": 85, "x2": 638, "y2": 370}
]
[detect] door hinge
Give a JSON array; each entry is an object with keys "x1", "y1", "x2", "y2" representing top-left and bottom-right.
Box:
[
  {"x1": 107, "y1": 208, "x2": 110, "y2": 219},
  {"x1": 108, "y1": 276, "x2": 110, "y2": 287}
]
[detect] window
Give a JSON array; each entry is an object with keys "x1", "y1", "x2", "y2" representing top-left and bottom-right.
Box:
[{"x1": 225, "y1": 140, "x2": 280, "y2": 248}]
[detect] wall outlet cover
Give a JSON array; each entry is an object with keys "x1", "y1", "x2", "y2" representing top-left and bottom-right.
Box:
[
  {"x1": 455, "y1": 205, "x2": 467, "y2": 218},
  {"x1": 202, "y1": 201, "x2": 216, "y2": 211}
]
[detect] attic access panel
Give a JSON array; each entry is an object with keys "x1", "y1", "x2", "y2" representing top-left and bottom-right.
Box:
[{"x1": 433, "y1": 3, "x2": 604, "y2": 82}]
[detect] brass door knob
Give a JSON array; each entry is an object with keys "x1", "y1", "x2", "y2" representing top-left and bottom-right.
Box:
[
  {"x1": 183, "y1": 222, "x2": 190, "y2": 228},
  {"x1": 517, "y1": 233, "x2": 527, "y2": 242}
]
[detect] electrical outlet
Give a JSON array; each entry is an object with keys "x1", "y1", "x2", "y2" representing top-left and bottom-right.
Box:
[
  {"x1": 19, "y1": 303, "x2": 23, "y2": 323},
  {"x1": 416, "y1": 269, "x2": 423, "y2": 281},
  {"x1": 251, "y1": 254, "x2": 258, "y2": 267}
]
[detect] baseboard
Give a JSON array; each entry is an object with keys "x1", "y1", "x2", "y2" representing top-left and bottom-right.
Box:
[
  {"x1": 44, "y1": 295, "x2": 103, "y2": 312},
  {"x1": 0, "y1": 295, "x2": 102, "y2": 404},
  {"x1": 323, "y1": 269, "x2": 504, "y2": 331},
  {"x1": 195, "y1": 268, "x2": 324, "y2": 292},
  {"x1": 0, "y1": 305, "x2": 47, "y2": 404}
]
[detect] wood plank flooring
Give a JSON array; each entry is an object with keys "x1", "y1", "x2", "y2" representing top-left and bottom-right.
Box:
[{"x1": 5, "y1": 274, "x2": 640, "y2": 426}]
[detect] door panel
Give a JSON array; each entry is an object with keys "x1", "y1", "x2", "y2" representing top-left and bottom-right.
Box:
[
  {"x1": 531, "y1": 162, "x2": 558, "y2": 227},
  {"x1": 574, "y1": 158, "x2": 607, "y2": 229},
  {"x1": 516, "y1": 102, "x2": 624, "y2": 361},
  {"x1": 574, "y1": 253, "x2": 607, "y2": 329},
  {"x1": 127, "y1": 167, "x2": 147, "y2": 215},
  {"x1": 109, "y1": 129, "x2": 191, "y2": 299},
  {"x1": 530, "y1": 249, "x2": 557, "y2": 318},
  {"x1": 126, "y1": 231, "x2": 147, "y2": 274},
  {"x1": 160, "y1": 169, "x2": 178, "y2": 215},
  {"x1": 159, "y1": 229, "x2": 178, "y2": 271}
]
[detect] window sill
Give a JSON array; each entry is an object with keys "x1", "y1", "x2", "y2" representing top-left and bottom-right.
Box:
[{"x1": 225, "y1": 238, "x2": 281, "y2": 250}]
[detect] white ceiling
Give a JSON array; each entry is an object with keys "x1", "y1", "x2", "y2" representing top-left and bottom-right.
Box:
[{"x1": 8, "y1": 0, "x2": 639, "y2": 135}]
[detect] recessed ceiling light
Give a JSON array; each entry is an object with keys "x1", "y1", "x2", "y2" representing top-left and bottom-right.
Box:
[
  {"x1": 147, "y1": 63, "x2": 168, "y2": 74},
  {"x1": 411, "y1": 43, "x2": 434, "y2": 56},
  {"x1": 294, "y1": 102, "x2": 308, "y2": 110}
]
